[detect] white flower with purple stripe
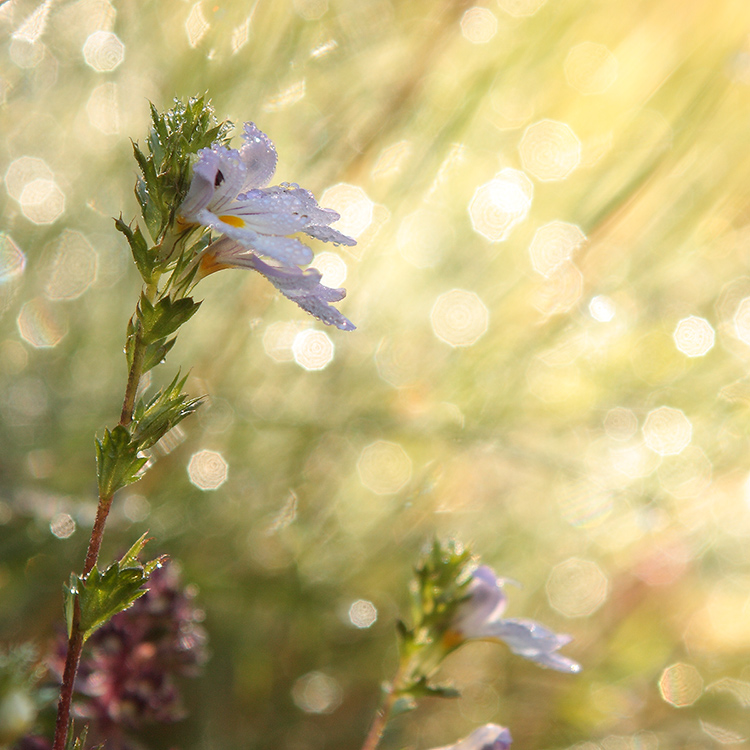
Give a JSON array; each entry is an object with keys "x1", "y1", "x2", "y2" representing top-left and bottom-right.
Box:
[
  {"x1": 179, "y1": 122, "x2": 356, "y2": 330},
  {"x1": 448, "y1": 565, "x2": 581, "y2": 673}
]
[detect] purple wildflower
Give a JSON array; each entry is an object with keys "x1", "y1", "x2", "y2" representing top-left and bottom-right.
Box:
[
  {"x1": 179, "y1": 122, "x2": 356, "y2": 330},
  {"x1": 430, "y1": 723, "x2": 513, "y2": 750},
  {"x1": 447, "y1": 566, "x2": 580, "y2": 673}
]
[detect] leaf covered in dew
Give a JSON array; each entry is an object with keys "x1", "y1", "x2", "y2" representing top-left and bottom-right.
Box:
[{"x1": 65, "y1": 533, "x2": 165, "y2": 643}]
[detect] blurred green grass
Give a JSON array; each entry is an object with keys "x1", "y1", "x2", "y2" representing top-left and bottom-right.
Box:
[{"x1": 3, "y1": 0, "x2": 750, "y2": 748}]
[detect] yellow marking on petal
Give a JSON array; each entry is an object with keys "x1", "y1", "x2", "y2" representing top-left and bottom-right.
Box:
[
  {"x1": 218, "y1": 214, "x2": 246, "y2": 228},
  {"x1": 198, "y1": 253, "x2": 232, "y2": 278},
  {"x1": 442, "y1": 630, "x2": 466, "y2": 649}
]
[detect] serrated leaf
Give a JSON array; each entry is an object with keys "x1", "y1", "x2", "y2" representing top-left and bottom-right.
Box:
[
  {"x1": 146, "y1": 297, "x2": 202, "y2": 342},
  {"x1": 96, "y1": 425, "x2": 148, "y2": 497},
  {"x1": 115, "y1": 216, "x2": 155, "y2": 282},
  {"x1": 141, "y1": 336, "x2": 177, "y2": 374},
  {"x1": 75, "y1": 537, "x2": 165, "y2": 643}
]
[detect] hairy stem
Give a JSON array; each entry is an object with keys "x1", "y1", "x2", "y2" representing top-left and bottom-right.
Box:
[{"x1": 52, "y1": 290, "x2": 153, "y2": 750}]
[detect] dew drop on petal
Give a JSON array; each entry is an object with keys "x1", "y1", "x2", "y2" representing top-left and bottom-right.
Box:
[
  {"x1": 431, "y1": 289, "x2": 489, "y2": 346},
  {"x1": 348, "y1": 599, "x2": 377, "y2": 628},
  {"x1": 659, "y1": 663, "x2": 703, "y2": 707},
  {"x1": 357, "y1": 440, "x2": 412, "y2": 495},
  {"x1": 292, "y1": 329, "x2": 335, "y2": 371},
  {"x1": 187, "y1": 450, "x2": 228, "y2": 490},
  {"x1": 643, "y1": 406, "x2": 692, "y2": 456},
  {"x1": 519, "y1": 119, "x2": 581, "y2": 181}
]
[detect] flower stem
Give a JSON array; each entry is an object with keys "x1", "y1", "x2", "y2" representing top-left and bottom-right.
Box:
[
  {"x1": 52, "y1": 293, "x2": 152, "y2": 750},
  {"x1": 360, "y1": 665, "x2": 407, "y2": 750}
]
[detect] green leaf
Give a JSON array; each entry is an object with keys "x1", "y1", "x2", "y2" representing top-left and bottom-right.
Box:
[
  {"x1": 141, "y1": 336, "x2": 177, "y2": 374},
  {"x1": 115, "y1": 216, "x2": 155, "y2": 282},
  {"x1": 96, "y1": 425, "x2": 148, "y2": 497},
  {"x1": 390, "y1": 695, "x2": 417, "y2": 717},
  {"x1": 130, "y1": 371, "x2": 203, "y2": 450},
  {"x1": 74, "y1": 534, "x2": 165, "y2": 643},
  {"x1": 146, "y1": 297, "x2": 202, "y2": 342},
  {"x1": 65, "y1": 722, "x2": 87, "y2": 750},
  {"x1": 64, "y1": 573, "x2": 77, "y2": 638}
]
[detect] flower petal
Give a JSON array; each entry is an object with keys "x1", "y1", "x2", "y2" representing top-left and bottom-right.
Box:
[
  {"x1": 239, "y1": 122, "x2": 278, "y2": 189},
  {"x1": 431, "y1": 724, "x2": 513, "y2": 750},
  {"x1": 479, "y1": 618, "x2": 581, "y2": 673},
  {"x1": 451, "y1": 566, "x2": 508, "y2": 636}
]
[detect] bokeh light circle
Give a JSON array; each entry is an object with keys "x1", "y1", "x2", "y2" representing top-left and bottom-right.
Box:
[
  {"x1": 673, "y1": 316, "x2": 714, "y2": 357},
  {"x1": 319, "y1": 184, "x2": 374, "y2": 238},
  {"x1": 348, "y1": 599, "x2": 378, "y2": 628},
  {"x1": 461, "y1": 7, "x2": 498, "y2": 44},
  {"x1": 659, "y1": 663, "x2": 703, "y2": 707},
  {"x1": 292, "y1": 671, "x2": 342, "y2": 714},
  {"x1": 19, "y1": 179, "x2": 65, "y2": 224},
  {"x1": 44, "y1": 231, "x2": 98, "y2": 300},
  {"x1": 469, "y1": 168, "x2": 534, "y2": 242},
  {"x1": 519, "y1": 119, "x2": 581, "y2": 181},
  {"x1": 546, "y1": 558, "x2": 609, "y2": 617},
  {"x1": 82, "y1": 31, "x2": 125, "y2": 72},
  {"x1": 50, "y1": 513, "x2": 76, "y2": 539},
  {"x1": 643, "y1": 407, "x2": 692, "y2": 456},
  {"x1": 292, "y1": 329, "x2": 335, "y2": 370},
  {"x1": 529, "y1": 221, "x2": 586, "y2": 277},
  {"x1": 357, "y1": 440, "x2": 412, "y2": 495},
  {"x1": 17, "y1": 298, "x2": 67, "y2": 348},
  {"x1": 430, "y1": 289, "x2": 489, "y2": 346},
  {"x1": 603, "y1": 407, "x2": 638, "y2": 441},
  {"x1": 187, "y1": 450, "x2": 228, "y2": 490},
  {"x1": 310, "y1": 251, "x2": 347, "y2": 288}
]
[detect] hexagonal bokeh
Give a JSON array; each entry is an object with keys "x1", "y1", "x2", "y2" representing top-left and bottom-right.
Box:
[
  {"x1": 82, "y1": 30, "x2": 125, "y2": 72},
  {"x1": 187, "y1": 449, "x2": 228, "y2": 490},
  {"x1": 357, "y1": 440, "x2": 412, "y2": 495},
  {"x1": 19, "y1": 179, "x2": 65, "y2": 224},
  {"x1": 292, "y1": 329, "x2": 335, "y2": 370},
  {"x1": 659, "y1": 663, "x2": 703, "y2": 707},
  {"x1": 643, "y1": 406, "x2": 692, "y2": 456},
  {"x1": 528, "y1": 221, "x2": 586, "y2": 277},
  {"x1": 519, "y1": 119, "x2": 581, "y2": 181},
  {"x1": 673, "y1": 316, "x2": 715, "y2": 357},
  {"x1": 460, "y1": 7, "x2": 498, "y2": 44},
  {"x1": 546, "y1": 558, "x2": 609, "y2": 617},
  {"x1": 468, "y1": 168, "x2": 533, "y2": 242},
  {"x1": 430, "y1": 289, "x2": 489, "y2": 346},
  {"x1": 320, "y1": 184, "x2": 374, "y2": 239}
]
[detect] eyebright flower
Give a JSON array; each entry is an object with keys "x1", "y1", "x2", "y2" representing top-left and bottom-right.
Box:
[
  {"x1": 430, "y1": 723, "x2": 512, "y2": 750},
  {"x1": 179, "y1": 122, "x2": 356, "y2": 330},
  {"x1": 447, "y1": 565, "x2": 581, "y2": 673}
]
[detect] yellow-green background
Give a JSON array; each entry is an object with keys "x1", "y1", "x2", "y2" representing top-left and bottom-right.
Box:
[{"x1": 2, "y1": 0, "x2": 750, "y2": 748}]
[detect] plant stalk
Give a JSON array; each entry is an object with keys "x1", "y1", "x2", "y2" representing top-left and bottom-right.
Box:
[
  {"x1": 360, "y1": 665, "x2": 407, "y2": 750},
  {"x1": 52, "y1": 299, "x2": 151, "y2": 750}
]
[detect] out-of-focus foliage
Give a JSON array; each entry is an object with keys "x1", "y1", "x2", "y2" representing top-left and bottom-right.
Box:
[{"x1": 2, "y1": 0, "x2": 750, "y2": 749}]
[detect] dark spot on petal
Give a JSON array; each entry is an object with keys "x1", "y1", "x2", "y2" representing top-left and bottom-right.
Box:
[{"x1": 214, "y1": 170, "x2": 225, "y2": 188}]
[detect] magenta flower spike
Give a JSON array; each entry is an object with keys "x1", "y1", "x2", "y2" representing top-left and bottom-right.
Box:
[{"x1": 179, "y1": 122, "x2": 356, "y2": 330}]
